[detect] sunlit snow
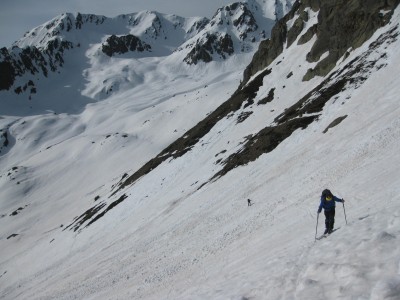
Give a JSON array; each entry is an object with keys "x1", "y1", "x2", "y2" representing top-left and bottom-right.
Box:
[{"x1": 1, "y1": 1, "x2": 400, "y2": 300}]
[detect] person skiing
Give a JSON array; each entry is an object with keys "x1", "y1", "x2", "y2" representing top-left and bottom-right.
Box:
[
  {"x1": 318, "y1": 189, "x2": 344, "y2": 234},
  {"x1": 247, "y1": 199, "x2": 252, "y2": 206}
]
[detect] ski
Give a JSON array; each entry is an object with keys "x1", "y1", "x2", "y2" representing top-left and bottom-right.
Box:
[{"x1": 316, "y1": 227, "x2": 340, "y2": 240}]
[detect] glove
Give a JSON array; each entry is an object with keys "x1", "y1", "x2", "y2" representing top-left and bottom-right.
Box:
[
  {"x1": 342, "y1": 199, "x2": 345, "y2": 203},
  {"x1": 317, "y1": 208, "x2": 322, "y2": 214}
]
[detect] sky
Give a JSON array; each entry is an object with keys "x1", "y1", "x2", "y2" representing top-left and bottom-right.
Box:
[{"x1": 0, "y1": 0, "x2": 234, "y2": 47}]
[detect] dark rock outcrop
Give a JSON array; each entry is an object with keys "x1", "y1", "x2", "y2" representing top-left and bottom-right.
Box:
[
  {"x1": 241, "y1": 1, "x2": 301, "y2": 87},
  {"x1": 286, "y1": 10, "x2": 309, "y2": 48},
  {"x1": 102, "y1": 35, "x2": 152, "y2": 57},
  {"x1": 74, "y1": 13, "x2": 106, "y2": 30},
  {"x1": 0, "y1": 60, "x2": 15, "y2": 90},
  {"x1": 65, "y1": 194, "x2": 127, "y2": 232},
  {"x1": 0, "y1": 39, "x2": 73, "y2": 92},
  {"x1": 211, "y1": 115, "x2": 318, "y2": 180},
  {"x1": 183, "y1": 0, "x2": 283, "y2": 65},
  {"x1": 242, "y1": 0, "x2": 400, "y2": 86},
  {"x1": 187, "y1": 18, "x2": 209, "y2": 35},
  {"x1": 230, "y1": 3, "x2": 258, "y2": 40},
  {"x1": 323, "y1": 115, "x2": 348, "y2": 133},
  {"x1": 184, "y1": 33, "x2": 234, "y2": 65},
  {"x1": 257, "y1": 88, "x2": 275, "y2": 105},
  {"x1": 303, "y1": 0, "x2": 400, "y2": 81},
  {"x1": 1, "y1": 129, "x2": 9, "y2": 152},
  {"x1": 298, "y1": 24, "x2": 318, "y2": 45}
]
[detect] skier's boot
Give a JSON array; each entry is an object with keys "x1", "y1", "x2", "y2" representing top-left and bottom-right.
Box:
[{"x1": 324, "y1": 228, "x2": 329, "y2": 235}]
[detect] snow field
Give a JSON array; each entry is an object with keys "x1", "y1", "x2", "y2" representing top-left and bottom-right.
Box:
[{"x1": 1, "y1": 2, "x2": 400, "y2": 300}]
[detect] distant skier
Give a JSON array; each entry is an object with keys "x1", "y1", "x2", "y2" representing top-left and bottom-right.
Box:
[
  {"x1": 318, "y1": 189, "x2": 344, "y2": 234},
  {"x1": 247, "y1": 199, "x2": 252, "y2": 206}
]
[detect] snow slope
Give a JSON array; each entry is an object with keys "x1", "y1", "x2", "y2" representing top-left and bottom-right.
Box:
[{"x1": 1, "y1": 1, "x2": 400, "y2": 299}]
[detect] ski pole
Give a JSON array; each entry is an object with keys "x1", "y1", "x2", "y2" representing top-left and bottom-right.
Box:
[
  {"x1": 343, "y1": 201, "x2": 348, "y2": 225},
  {"x1": 315, "y1": 213, "x2": 319, "y2": 241}
]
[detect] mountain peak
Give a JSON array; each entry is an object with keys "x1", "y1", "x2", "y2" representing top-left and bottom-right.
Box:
[
  {"x1": 181, "y1": 0, "x2": 296, "y2": 65},
  {"x1": 15, "y1": 12, "x2": 107, "y2": 49},
  {"x1": 0, "y1": 0, "x2": 297, "y2": 111}
]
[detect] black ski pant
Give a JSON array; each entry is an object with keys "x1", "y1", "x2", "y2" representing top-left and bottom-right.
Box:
[{"x1": 324, "y1": 208, "x2": 335, "y2": 231}]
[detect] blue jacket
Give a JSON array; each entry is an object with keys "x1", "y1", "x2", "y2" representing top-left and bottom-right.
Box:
[{"x1": 318, "y1": 195, "x2": 343, "y2": 213}]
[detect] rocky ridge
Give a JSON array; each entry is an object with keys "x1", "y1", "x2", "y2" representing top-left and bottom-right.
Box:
[
  {"x1": 242, "y1": 0, "x2": 400, "y2": 86},
  {"x1": 0, "y1": 1, "x2": 295, "y2": 97},
  {"x1": 66, "y1": 0, "x2": 400, "y2": 230},
  {"x1": 101, "y1": 35, "x2": 152, "y2": 57},
  {"x1": 182, "y1": 0, "x2": 294, "y2": 64}
]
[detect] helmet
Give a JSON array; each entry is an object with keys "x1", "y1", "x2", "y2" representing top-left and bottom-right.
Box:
[
  {"x1": 322, "y1": 189, "x2": 333, "y2": 198},
  {"x1": 322, "y1": 189, "x2": 332, "y2": 197}
]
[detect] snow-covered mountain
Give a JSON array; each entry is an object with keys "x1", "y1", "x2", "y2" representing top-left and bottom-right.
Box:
[
  {"x1": 1, "y1": 0, "x2": 400, "y2": 299},
  {"x1": 0, "y1": 0, "x2": 294, "y2": 115},
  {"x1": 0, "y1": 10, "x2": 209, "y2": 114}
]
